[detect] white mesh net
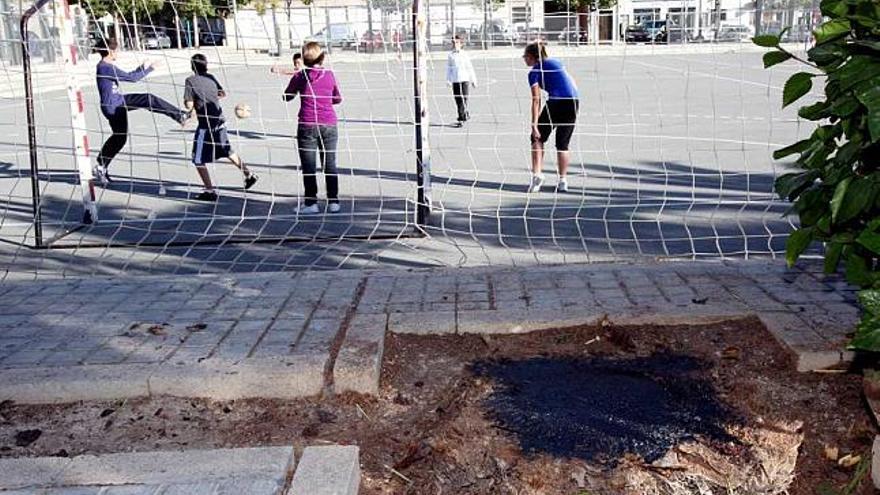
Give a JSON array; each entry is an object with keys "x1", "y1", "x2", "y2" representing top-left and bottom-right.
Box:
[{"x1": 0, "y1": 0, "x2": 817, "y2": 277}]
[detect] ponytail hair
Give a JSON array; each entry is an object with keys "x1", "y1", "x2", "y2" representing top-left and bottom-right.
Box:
[{"x1": 524, "y1": 41, "x2": 548, "y2": 61}]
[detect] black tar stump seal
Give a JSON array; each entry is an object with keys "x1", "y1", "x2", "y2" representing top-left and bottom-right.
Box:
[{"x1": 472, "y1": 353, "x2": 738, "y2": 465}]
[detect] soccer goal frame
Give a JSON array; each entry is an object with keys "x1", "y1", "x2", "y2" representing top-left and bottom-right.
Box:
[{"x1": 19, "y1": 0, "x2": 432, "y2": 250}]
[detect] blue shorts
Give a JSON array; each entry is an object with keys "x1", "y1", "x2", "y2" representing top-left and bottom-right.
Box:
[{"x1": 192, "y1": 124, "x2": 232, "y2": 165}]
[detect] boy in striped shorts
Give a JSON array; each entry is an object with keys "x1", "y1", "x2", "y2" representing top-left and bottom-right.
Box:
[{"x1": 184, "y1": 54, "x2": 257, "y2": 201}]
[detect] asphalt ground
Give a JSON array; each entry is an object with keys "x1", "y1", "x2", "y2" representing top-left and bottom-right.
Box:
[{"x1": 0, "y1": 46, "x2": 812, "y2": 277}]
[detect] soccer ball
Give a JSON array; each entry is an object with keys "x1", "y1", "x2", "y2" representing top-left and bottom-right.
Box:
[{"x1": 234, "y1": 103, "x2": 251, "y2": 119}]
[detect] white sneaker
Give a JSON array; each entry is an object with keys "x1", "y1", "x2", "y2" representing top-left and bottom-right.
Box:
[
  {"x1": 297, "y1": 204, "x2": 320, "y2": 215},
  {"x1": 529, "y1": 174, "x2": 545, "y2": 192},
  {"x1": 557, "y1": 177, "x2": 569, "y2": 193},
  {"x1": 328, "y1": 202, "x2": 341, "y2": 213},
  {"x1": 92, "y1": 164, "x2": 110, "y2": 185}
]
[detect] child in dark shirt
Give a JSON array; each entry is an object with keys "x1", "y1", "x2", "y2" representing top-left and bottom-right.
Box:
[
  {"x1": 93, "y1": 39, "x2": 191, "y2": 184},
  {"x1": 184, "y1": 54, "x2": 258, "y2": 201},
  {"x1": 270, "y1": 53, "x2": 303, "y2": 76}
]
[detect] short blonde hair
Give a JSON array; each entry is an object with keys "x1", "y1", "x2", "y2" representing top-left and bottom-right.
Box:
[{"x1": 301, "y1": 41, "x2": 325, "y2": 67}]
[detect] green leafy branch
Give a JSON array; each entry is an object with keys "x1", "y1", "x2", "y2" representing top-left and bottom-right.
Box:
[{"x1": 757, "y1": 0, "x2": 880, "y2": 350}]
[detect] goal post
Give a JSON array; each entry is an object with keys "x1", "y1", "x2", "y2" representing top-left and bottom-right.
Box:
[
  {"x1": 412, "y1": 0, "x2": 432, "y2": 228},
  {"x1": 20, "y1": 0, "x2": 96, "y2": 249},
  {"x1": 57, "y1": 0, "x2": 98, "y2": 226}
]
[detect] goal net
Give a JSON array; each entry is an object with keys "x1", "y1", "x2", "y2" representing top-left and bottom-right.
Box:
[{"x1": 0, "y1": 0, "x2": 817, "y2": 274}]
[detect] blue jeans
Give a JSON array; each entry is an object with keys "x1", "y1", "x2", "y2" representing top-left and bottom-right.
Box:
[{"x1": 297, "y1": 124, "x2": 339, "y2": 206}]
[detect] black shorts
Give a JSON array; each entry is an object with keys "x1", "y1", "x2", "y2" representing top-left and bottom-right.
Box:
[
  {"x1": 533, "y1": 99, "x2": 579, "y2": 151},
  {"x1": 192, "y1": 124, "x2": 232, "y2": 166}
]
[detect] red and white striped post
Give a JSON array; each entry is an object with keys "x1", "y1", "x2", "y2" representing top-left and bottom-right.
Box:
[{"x1": 57, "y1": 0, "x2": 97, "y2": 224}]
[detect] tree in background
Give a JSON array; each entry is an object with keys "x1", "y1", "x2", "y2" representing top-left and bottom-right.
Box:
[
  {"x1": 75, "y1": 0, "x2": 225, "y2": 48},
  {"x1": 462, "y1": 0, "x2": 504, "y2": 48},
  {"x1": 759, "y1": 0, "x2": 816, "y2": 37},
  {"x1": 554, "y1": 0, "x2": 617, "y2": 40},
  {"x1": 372, "y1": 0, "x2": 412, "y2": 39},
  {"x1": 250, "y1": 0, "x2": 283, "y2": 54},
  {"x1": 282, "y1": 0, "x2": 312, "y2": 49},
  {"x1": 76, "y1": 0, "x2": 162, "y2": 47}
]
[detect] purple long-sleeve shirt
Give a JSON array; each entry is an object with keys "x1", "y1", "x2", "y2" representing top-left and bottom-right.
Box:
[
  {"x1": 96, "y1": 60, "x2": 153, "y2": 117},
  {"x1": 283, "y1": 67, "x2": 342, "y2": 126}
]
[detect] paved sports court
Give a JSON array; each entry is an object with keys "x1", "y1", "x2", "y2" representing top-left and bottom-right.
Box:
[{"x1": 0, "y1": 44, "x2": 810, "y2": 277}]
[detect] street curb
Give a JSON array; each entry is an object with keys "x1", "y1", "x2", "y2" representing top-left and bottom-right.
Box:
[
  {"x1": 0, "y1": 356, "x2": 325, "y2": 404},
  {"x1": 389, "y1": 308, "x2": 849, "y2": 373},
  {"x1": 289, "y1": 445, "x2": 360, "y2": 495},
  {"x1": 333, "y1": 314, "x2": 388, "y2": 395},
  {"x1": 0, "y1": 447, "x2": 295, "y2": 491}
]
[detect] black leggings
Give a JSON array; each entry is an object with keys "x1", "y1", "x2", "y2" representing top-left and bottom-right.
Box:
[
  {"x1": 452, "y1": 82, "x2": 470, "y2": 122},
  {"x1": 98, "y1": 93, "x2": 184, "y2": 168},
  {"x1": 532, "y1": 99, "x2": 579, "y2": 151}
]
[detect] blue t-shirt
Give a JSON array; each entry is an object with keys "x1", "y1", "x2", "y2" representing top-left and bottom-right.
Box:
[
  {"x1": 527, "y1": 58, "x2": 578, "y2": 100},
  {"x1": 96, "y1": 60, "x2": 153, "y2": 117}
]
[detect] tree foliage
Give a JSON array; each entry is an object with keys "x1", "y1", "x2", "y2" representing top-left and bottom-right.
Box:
[
  {"x1": 763, "y1": 0, "x2": 814, "y2": 9},
  {"x1": 470, "y1": 0, "x2": 504, "y2": 13},
  {"x1": 76, "y1": 0, "x2": 162, "y2": 18},
  {"x1": 553, "y1": 0, "x2": 618, "y2": 13},
  {"x1": 757, "y1": 0, "x2": 880, "y2": 350},
  {"x1": 371, "y1": 0, "x2": 413, "y2": 14},
  {"x1": 75, "y1": 0, "x2": 238, "y2": 19}
]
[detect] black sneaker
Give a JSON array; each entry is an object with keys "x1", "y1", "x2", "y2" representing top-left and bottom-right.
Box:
[
  {"x1": 244, "y1": 173, "x2": 258, "y2": 190},
  {"x1": 195, "y1": 190, "x2": 218, "y2": 201}
]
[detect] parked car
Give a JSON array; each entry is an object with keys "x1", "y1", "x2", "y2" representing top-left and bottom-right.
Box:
[
  {"x1": 656, "y1": 24, "x2": 689, "y2": 43},
  {"x1": 143, "y1": 29, "x2": 171, "y2": 49},
  {"x1": 641, "y1": 19, "x2": 666, "y2": 42},
  {"x1": 715, "y1": 24, "x2": 752, "y2": 42},
  {"x1": 515, "y1": 26, "x2": 545, "y2": 45},
  {"x1": 557, "y1": 26, "x2": 588, "y2": 44},
  {"x1": 199, "y1": 29, "x2": 225, "y2": 46},
  {"x1": 199, "y1": 17, "x2": 226, "y2": 46},
  {"x1": 307, "y1": 24, "x2": 358, "y2": 49},
  {"x1": 442, "y1": 27, "x2": 473, "y2": 48},
  {"x1": 359, "y1": 29, "x2": 384, "y2": 51},
  {"x1": 482, "y1": 22, "x2": 516, "y2": 44},
  {"x1": 624, "y1": 24, "x2": 651, "y2": 43}
]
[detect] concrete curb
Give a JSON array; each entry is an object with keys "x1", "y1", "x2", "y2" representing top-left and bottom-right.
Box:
[
  {"x1": 0, "y1": 356, "x2": 325, "y2": 404},
  {"x1": 388, "y1": 307, "x2": 848, "y2": 374},
  {"x1": 873, "y1": 436, "x2": 880, "y2": 489},
  {"x1": 333, "y1": 314, "x2": 388, "y2": 395},
  {"x1": 289, "y1": 446, "x2": 360, "y2": 495},
  {"x1": 0, "y1": 447, "x2": 295, "y2": 491}
]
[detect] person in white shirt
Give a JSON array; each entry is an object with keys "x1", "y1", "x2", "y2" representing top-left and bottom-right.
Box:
[{"x1": 446, "y1": 35, "x2": 477, "y2": 127}]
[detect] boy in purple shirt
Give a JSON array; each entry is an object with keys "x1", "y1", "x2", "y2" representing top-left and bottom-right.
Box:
[
  {"x1": 93, "y1": 39, "x2": 191, "y2": 184},
  {"x1": 283, "y1": 42, "x2": 343, "y2": 214}
]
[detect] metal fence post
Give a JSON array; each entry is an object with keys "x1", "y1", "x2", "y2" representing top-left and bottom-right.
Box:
[{"x1": 20, "y1": 0, "x2": 51, "y2": 247}]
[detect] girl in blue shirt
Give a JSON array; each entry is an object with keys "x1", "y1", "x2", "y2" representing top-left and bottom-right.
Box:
[{"x1": 523, "y1": 42, "x2": 579, "y2": 193}]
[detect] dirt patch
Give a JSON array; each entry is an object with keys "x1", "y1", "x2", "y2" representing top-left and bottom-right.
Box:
[{"x1": 0, "y1": 317, "x2": 874, "y2": 494}]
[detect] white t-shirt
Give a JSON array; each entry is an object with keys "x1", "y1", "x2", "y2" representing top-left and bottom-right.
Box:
[{"x1": 446, "y1": 50, "x2": 476, "y2": 84}]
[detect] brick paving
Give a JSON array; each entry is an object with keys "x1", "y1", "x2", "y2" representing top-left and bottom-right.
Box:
[{"x1": 0, "y1": 259, "x2": 860, "y2": 402}]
